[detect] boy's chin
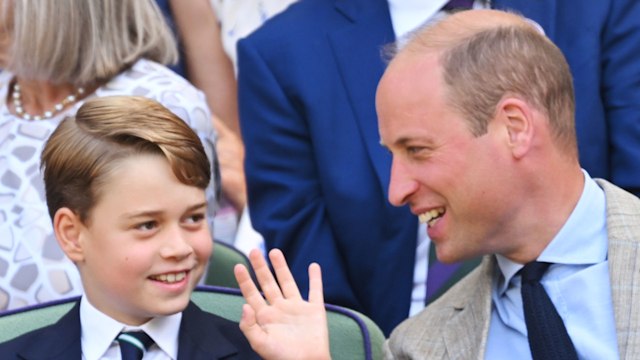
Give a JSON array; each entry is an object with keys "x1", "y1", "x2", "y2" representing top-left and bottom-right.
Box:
[{"x1": 152, "y1": 292, "x2": 193, "y2": 315}]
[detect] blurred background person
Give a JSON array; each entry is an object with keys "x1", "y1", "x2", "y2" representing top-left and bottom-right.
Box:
[
  {"x1": 163, "y1": 0, "x2": 296, "y2": 251},
  {"x1": 0, "y1": 0, "x2": 218, "y2": 311}
]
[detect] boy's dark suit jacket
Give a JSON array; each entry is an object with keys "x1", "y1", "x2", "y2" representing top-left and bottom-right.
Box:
[{"x1": 0, "y1": 301, "x2": 259, "y2": 359}]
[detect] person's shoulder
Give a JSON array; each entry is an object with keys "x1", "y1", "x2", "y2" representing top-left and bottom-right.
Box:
[
  {"x1": 596, "y1": 179, "x2": 640, "y2": 238},
  {"x1": 0, "y1": 326, "x2": 44, "y2": 356},
  {"x1": 0, "y1": 69, "x2": 13, "y2": 86},
  {"x1": 110, "y1": 59, "x2": 191, "y2": 89},
  {"x1": 597, "y1": 179, "x2": 640, "y2": 212},
  {"x1": 179, "y1": 302, "x2": 259, "y2": 358},
  {"x1": 388, "y1": 258, "x2": 493, "y2": 349},
  {"x1": 0, "y1": 305, "x2": 81, "y2": 359},
  {"x1": 182, "y1": 301, "x2": 243, "y2": 332}
]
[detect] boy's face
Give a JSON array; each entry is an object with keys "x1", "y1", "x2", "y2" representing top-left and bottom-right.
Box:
[{"x1": 71, "y1": 154, "x2": 212, "y2": 325}]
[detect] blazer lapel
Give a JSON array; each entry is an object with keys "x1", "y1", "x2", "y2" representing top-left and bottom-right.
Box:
[
  {"x1": 17, "y1": 302, "x2": 82, "y2": 360},
  {"x1": 598, "y1": 179, "x2": 640, "y2": 359},
  {"x1": 442, "y1": 257, "x2": 495, "y2": 360},
  {"x1": 177, "y1": 302, "x2": 241, "y2": 359},
  {"x1": 328, "y1": 0, "x2": 396, "y2": 191}
]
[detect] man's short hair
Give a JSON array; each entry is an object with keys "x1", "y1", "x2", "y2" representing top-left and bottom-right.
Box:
[{"x1": 405, "y1": 10, "x2": 577, "y2": 157}]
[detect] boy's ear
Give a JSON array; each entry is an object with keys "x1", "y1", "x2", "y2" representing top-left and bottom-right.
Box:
[{"x1": 53, "y1": 208, "x2": 85, "y2": 263}]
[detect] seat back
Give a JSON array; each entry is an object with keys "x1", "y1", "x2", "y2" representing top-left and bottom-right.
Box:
[
  {"x1": 192, "y1": 286, "x2": 385, "y2": 360},
  {"x1": 0, "y1": 286, "x2": 385, "y2": 359},
  {"x1": 205, "y1": 241, "x2": 252, "y2": 288},
  {"x1": 0, "y1": 297, "x2": 77, "y2": 343}
]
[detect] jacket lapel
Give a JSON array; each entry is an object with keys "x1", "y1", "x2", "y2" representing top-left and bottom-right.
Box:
[
  {"x1": 17, "y1": 302, "x2": 82, "y2": 360},
  {"x1": 327, "y1": 0, "x2": 396, "y2": 191},
  {"x1": 598, "y1": 179, "x2": 640, "y2": 359},
  {"x1": 413, "y1": 180, "x2": 639, "y2": 359},
  {"x1": 442, "y1": 257, "x2": 494, "y2": 360},
  {"x1": 177, "y1": 302, "x2": 241, "y2": 359}
]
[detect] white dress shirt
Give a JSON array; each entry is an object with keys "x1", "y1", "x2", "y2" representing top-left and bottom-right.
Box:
[
  {"x1": 80, "y1": 296, "x2": 182, "y2": 360},
  {"x1": 485, "y1": 171, "x2": 619, "y2": 359}
]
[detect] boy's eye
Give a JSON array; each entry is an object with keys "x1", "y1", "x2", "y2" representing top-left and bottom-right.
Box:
[
  {"x1": 135, "y1": 221, "x2": 157, "y2": 231},
  {"x1": 184, "y1": 213, "x2": 205, "y2": 224}
]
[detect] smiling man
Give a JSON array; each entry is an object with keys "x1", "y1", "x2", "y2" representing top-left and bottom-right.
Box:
[
  {"x1": 232, "y1": 9, "x2": 640, "y2": 360},
  {"x1": 376, "y1": 9, "x2": 639, "y2": 359}
]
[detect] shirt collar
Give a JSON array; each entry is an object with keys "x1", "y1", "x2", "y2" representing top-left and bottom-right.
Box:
[
  {"x1": 80, "y1": 296, "x2": 127, "y2": 360},
  {"x1": 80, "y1": 296, "x2": 182, "y2": 360},
  {"x1": 388, "y1": 0, "x2": 491, "y2": 40},
  {"x1": 138, "y1": 310, "x2": 182, "y2": 359},
  {"x1": 495, "y1": 170, "x2": 607, "y2": 294}
]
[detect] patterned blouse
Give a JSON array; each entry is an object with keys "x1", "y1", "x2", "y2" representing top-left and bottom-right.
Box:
[{"x1": 0, "y1": 59, "x2": 217, "y2": 311}]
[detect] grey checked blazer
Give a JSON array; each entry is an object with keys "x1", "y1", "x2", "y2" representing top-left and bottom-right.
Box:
[{"x1": 384, "y1": 179, "x2": 640, "y2": 359}]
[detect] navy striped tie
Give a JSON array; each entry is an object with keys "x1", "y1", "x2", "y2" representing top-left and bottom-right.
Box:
[{"x1": 117, "y1": 331, "x2": 154, "y2": 360}]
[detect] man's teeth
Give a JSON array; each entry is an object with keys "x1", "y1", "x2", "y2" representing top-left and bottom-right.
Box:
[
  {"x1": 151, "y1": 272, "x2": 186, "y2": 283},
  {"x1": 418, "y1": 208, "x2": 445, "y2": 227}
]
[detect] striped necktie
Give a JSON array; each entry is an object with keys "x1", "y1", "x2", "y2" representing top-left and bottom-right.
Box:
[{"x1": 117, "y1": 331, "x2": 154, "y2": 360}]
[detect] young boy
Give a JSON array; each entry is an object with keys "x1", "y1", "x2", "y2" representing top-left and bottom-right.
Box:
[{"x1": 0, "y1": 96, "x2": 259, "y2": 359}]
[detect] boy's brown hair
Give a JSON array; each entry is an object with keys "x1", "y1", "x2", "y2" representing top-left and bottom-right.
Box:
[{"x1": 41, "y1": 95, "x2": 212, "y2": 223}]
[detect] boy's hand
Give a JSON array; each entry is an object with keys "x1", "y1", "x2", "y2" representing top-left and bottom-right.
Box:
[{"x1": 234, "y1": 249, "x2": 330, "y2": 360}]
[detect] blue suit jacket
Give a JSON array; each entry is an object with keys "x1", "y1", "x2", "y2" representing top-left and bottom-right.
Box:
[
  {"x1": 0, "y1": 301, "x2": 259, "y2": 359},
  {"x1": 238, "y1": 0, "x2": 640, "y2": 336}
]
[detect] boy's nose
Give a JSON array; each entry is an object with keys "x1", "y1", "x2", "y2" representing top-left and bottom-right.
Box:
[{"x1": 160, "y1": 230, "x2": 194, "y2": 260}]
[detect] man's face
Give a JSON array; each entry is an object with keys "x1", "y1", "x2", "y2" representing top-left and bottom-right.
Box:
[
  {"x1": 73, "y1": 154, "x2": 212, "y2": 325},
  {"x1": 377, "y1": 53, "x2": 519, "y2": 263}
]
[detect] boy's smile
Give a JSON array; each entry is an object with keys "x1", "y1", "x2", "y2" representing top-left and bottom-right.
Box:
[{"x1": 70, "y1": 153, "x2": 212, "y2": 325}]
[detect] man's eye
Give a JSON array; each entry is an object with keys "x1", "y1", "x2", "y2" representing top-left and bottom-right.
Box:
[{"x1": 407, "y1": 146, "x2": 424, "y2": 155}]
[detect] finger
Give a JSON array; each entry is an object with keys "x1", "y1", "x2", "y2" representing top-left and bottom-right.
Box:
[
  {"x1": 239, "y1": 304, "x2": 269, "y2": 352},
  {"x1": 307, "y1": 263, "x2": 324, "y2": 304},
  {"x1": 234, "y1": 264, "x2": 267, "y2": 311},
  {"x1": 269, "y1": 249, "x2": 302, "y2": 299},
  {"x1": 249, "y1": 248, "x2": 284, "y2": 303}
]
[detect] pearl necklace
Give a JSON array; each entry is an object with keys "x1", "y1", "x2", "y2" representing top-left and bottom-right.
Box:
[{"x1": 11, "y1": 82, "x2": 85, "y2": 121}]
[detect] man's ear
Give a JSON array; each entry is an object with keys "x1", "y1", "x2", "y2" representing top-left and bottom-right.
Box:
[
  {"x1": 53, "y1": 208, "x2": 85, "y2": 263},
  {"x1": 495, "y1": 97, "x2": 535, "y2": 159}
]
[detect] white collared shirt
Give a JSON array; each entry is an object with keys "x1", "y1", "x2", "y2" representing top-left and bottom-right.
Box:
[
  {"x1": 389, "y1": 0, "x2": 490, "y2": 46},
  {"x1": 80, "y1": 296, "x2": 182, "y2": 360},
  {"x1": 485, "y1": 171, "x2": 619, "y2": 359}
]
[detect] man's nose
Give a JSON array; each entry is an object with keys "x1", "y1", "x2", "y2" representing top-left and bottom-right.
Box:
[{"x1": 388, "y1": 158, "x2": 418, "y2": 207}]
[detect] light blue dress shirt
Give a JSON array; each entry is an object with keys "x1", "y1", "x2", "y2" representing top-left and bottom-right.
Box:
[{"x1": 485, "y1": 172, "x2": 619, "y2": 359}]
